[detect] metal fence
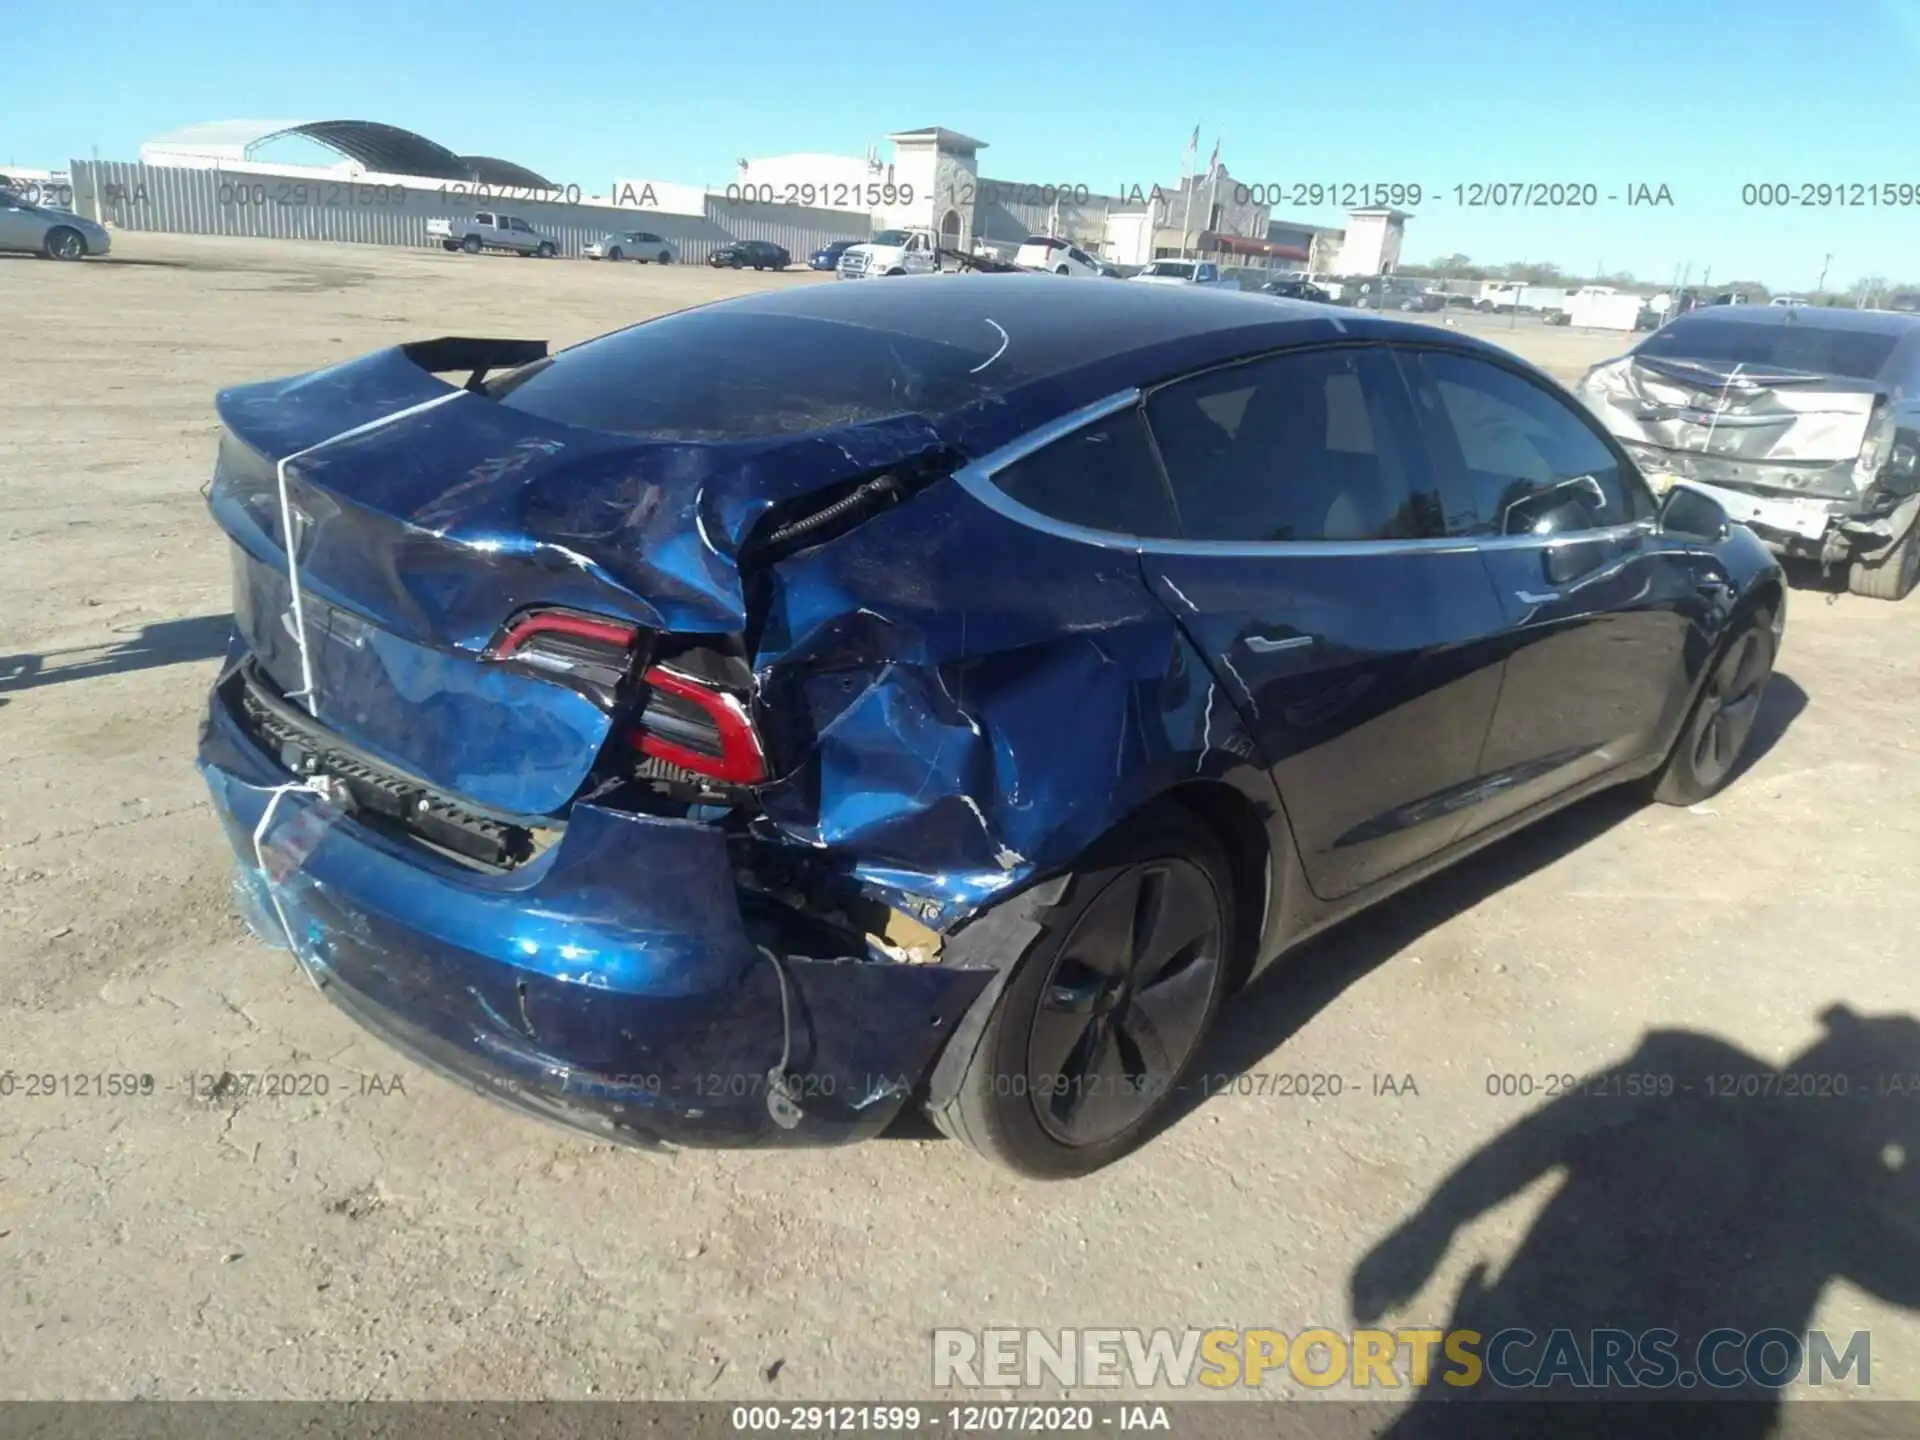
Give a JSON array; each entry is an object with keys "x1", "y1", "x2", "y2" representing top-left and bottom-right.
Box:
[{"x1": 68, "y1": 161, "x2": 872, "y2": 265}]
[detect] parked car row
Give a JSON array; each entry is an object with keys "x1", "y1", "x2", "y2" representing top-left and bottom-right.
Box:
[
  {"x1": 425, "y1": 212, "x2": 804, "y2": 271},
  {"x1": 1257, "y1": 273, "x2": 1446, "y2": 311}
]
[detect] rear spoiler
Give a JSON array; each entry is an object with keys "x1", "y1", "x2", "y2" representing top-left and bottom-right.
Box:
[{"x1": 399, "y1": 336, "x2": 549, "y2": 392}]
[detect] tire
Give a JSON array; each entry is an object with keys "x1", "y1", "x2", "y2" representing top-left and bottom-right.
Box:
[
  {"x1": 732, "y1": 257, "x2": 745, "y2": 269},
  {"x1": 45, "y1": 227, "x2": 86, "y2": 261},
  {"x1": 929, "y1": 807, "x2": 1235, "y2": 1179},
  {"x1": 1646, "y1": 608, "x2": 1777, "y2": 806},
  {"x1": 1846, "y1": 524, "x2": 1920, "y2": 601},
  {"x1": 440, "y1": 240, "x2": 459, "y2": 252},
  {"x1": 461, "y1": 234, "x2": 481, "y2": 254},
  {"x1": 536, "y1": 242, "x2": 556, "y2": 259},
  {"x1": 1055, "y1": 265, "x2": 1070, "y2": 275},
  {"x1": 608, "y1": 247, "x2": 624, "y2": 262},
  {"x1": 658, "y1": 250, "x2": 672, "y2": 264}
]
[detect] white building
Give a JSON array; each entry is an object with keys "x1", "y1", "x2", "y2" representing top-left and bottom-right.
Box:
[{"x1": 1335, "y1": 208, "x2": 1409, "y2": 275}]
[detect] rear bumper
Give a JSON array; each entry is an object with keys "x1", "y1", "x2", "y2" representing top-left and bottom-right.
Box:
[
  {"x1": 196, "y1": 672, "x2": 994, "y2": 1148},
  {"x1": 1670, "y1": 478, "x2": 1920, "y2": 562}
]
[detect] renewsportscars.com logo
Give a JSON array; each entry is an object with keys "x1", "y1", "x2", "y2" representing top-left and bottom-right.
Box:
[{"x1": 931, "y1": 1327, "x2": 1872, "y2": 1392}]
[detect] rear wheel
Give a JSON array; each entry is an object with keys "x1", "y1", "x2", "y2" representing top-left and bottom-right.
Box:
[
  {"x1": 45, "y1": 227, "x2": 86, "y2": 261},
  {"x1": 461, "y1": 234, "x2": 482, "y2": 254},
  {"x1": 658, "y1": 250, "x2": 672, "y2": 264},
  {"x1": 1647, "y1": 609, "x2": 1776, "y2": 806},
  {"x1": 1847, "y1": 525, "x2": 1920, "y2": 601},
  {"x1": 930, "y1": 808, "x2": 1233, "y2": 1179}
]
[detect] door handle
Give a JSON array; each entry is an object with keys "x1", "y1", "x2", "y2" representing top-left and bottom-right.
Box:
[
  {"x1": 1515, "y1": 589, "x2": 1560, "y2": 605},
  {"x1": 1245, "y1": 634, "x2": 1316, "y2": 654}
]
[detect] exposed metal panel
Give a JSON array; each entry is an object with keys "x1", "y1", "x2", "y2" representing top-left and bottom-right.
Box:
[{"x1": 72, "y1": 161, "x2": 871, "y2": 267}]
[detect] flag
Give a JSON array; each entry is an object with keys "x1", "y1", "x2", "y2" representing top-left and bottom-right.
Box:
[
  {"x1": 1183, "y1": 124, "x2": 1199, "y2": 173},
  {"x1": 1206, "y1": 138, "x2": 1220, "y2": 180}
]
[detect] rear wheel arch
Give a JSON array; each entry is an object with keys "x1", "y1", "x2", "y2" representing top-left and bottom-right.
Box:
[{"x1": 1154, "y1": 781, "x2": 1271, "y2": 991}]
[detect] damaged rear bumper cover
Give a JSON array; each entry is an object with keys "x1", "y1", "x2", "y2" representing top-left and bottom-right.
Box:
[
  {"x1": 197, "y1": 689, "x2": 997, "y2": 1149},
  {"x1": 1655, "y1": 471, "x2": 1920, "y2": 563}
]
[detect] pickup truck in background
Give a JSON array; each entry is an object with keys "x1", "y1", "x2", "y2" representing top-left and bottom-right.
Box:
[
  {"x1": 428, "y1": 211, "x2": 558, "y2": 257},
  {"x1": 837, "y1": 227, "x2": 941, "y2": 278},
  {"x1": 1128, "y1": 259, "x2": 1239, "y2": 288}
]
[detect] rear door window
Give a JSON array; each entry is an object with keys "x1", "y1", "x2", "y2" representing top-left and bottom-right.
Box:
[
  {"x1": 1145, "y1": 346, "x2": 1443, "y2": 542},
  {"x1": 1402, "y1": 350, "x2": 1655, "y2": 535},
  {"x1": 475, "y1": 212, "x2": 495, "y2": 226}
]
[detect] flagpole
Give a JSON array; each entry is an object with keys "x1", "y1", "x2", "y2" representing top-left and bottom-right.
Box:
[
  {"x1": 1205, "y1": 134, "x2": 1222, "y2": 259},
  {"x1": 1180, "y1": 174, "x2": 1194, "y2": 260}
]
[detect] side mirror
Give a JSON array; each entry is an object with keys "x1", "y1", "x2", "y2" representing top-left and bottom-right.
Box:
[
  {"x1": 1500, "y1": 475, "x2": 1608, "y2": 536},
  {"x1": 1657, "y1": 483, "x2": 1731, "y2": 541}
]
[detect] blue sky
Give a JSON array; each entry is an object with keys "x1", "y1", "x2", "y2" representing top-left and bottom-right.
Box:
[{"x1": 11, "y1": 0, "x2": 1920, "y2": 288}]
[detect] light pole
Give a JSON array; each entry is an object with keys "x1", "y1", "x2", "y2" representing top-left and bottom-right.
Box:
[{"x1": 1818, "y1": 253, "x2": 1833, "y2": 296}]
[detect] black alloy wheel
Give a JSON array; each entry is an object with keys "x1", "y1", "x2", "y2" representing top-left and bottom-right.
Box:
[
  {"x1": 930, "y1": 806, "x2": 1235, "y2": 1178},
  {"x1": 1650, "y1": 609, "x2": 1776, "y2": 805},
  {"x1": 46, "y1": 227, "x2": 86, "y2": 260},
  {"x1": 1026, "y1": 858, "x2": 1223, "y2": 1148}
]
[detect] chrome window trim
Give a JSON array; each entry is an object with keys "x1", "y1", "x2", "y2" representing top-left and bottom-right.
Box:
[{"x1": 953, "y1": 387, "x2": 1661, "y2": 559}]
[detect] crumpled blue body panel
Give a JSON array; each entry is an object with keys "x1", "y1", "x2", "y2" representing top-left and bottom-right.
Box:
[
  {"x1": 199, "y1": 678, "x2": 994, "y2": 1146},
  {"x1": 751, "y1": 480, "x2": 1259, "y2": 925}
]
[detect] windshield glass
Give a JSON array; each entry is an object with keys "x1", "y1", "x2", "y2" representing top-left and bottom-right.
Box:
[
  {"x1": 871, "y1": 230, "x2": 911, "y2": 246},
  {"x1": 1143, "y1": 262, "x2": 1196, "y2": 278},
  {"x1": 1635, "y1": 317, "x2": 1901, "y2": 380}
]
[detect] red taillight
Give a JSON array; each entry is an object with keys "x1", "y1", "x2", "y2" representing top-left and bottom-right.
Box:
[{"x1": 629, "y1": 665, "x2": 767, "y2": 786}]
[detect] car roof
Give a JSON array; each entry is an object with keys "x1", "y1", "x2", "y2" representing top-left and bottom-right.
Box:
[{"x1": 697, "y1": 275, "x2": 1537, "y2": 449}]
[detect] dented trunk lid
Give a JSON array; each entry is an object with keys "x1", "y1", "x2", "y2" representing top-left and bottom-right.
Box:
[
  {"x1": 1580, "y1": 353, "x2": 1887, "y2": 499},
  {"x1": 210, "y1": 338, "x2": 954, "y2": 815}
]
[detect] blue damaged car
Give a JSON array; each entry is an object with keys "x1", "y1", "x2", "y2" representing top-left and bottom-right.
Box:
[{"x1": 198, "y1": 277, "x2": 1785, "y2": 1177}]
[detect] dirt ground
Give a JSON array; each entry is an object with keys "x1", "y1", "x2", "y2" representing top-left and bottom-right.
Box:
[{"x1": 2, "y1": 234, "x2": 1916, "y2": 1411}]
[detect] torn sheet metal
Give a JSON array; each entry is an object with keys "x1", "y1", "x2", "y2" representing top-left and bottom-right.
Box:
[
  {"x1": 1579, "y1": 355, "x2": 1878, "y2": 476},
  {"x1": 750, "y1": 480, "x2": 1273, "y2": 928}
]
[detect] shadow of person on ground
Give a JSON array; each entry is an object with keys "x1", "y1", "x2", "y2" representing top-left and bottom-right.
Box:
[
  {"x1": 0, "y1": 613, "x2": 232, "y2": 701},
  {"x1": 1348, "y1": 1005, "x2": 1920, "y2": 1438}
]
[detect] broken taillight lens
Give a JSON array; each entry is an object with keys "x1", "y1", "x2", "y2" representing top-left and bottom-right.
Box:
[
  {"x1": 626, "y1": 665, "x2": 767, "y2": 786},
  {"x1": 485, "y1": 608, "x2": 640, "y2": 704}
]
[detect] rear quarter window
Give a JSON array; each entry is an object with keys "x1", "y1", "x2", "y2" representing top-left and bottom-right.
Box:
[{"x1": 987, "y1": 408, "x2": 1180, "y2": 538}]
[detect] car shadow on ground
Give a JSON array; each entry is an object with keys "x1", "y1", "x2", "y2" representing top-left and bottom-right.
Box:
[
  {"x1": 1177, "y1": 666, "x2": 1807, "y2": 1121},
  {"x1": 0, "y1": 613, "x2": 232, "y2": 703},
  {"x1": 1346, "y1": 1002, "x2": 1920, "y2": 1438},
  {"x1": 0, "y1": 252, "x2": 198, "y2": 268},
  {"x1": 889, "y1": 670, "x2": 1811, "y2": 1149}
]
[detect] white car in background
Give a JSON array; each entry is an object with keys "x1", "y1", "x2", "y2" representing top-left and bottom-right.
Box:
[
  {"x1": 1128, "y1": 259, "x2": 1239, "y2": 289},
  {"x1": 1014, "y1": 236, "x2": 1103, "y2": 276},
  {"x1": 585, "y1": 230, "x2": 678, "y2": 264}
]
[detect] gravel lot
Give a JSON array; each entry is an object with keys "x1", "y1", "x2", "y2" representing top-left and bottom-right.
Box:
[{"x1": 2, "y1": 235, "x2": 1916, "y2": 1411}]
